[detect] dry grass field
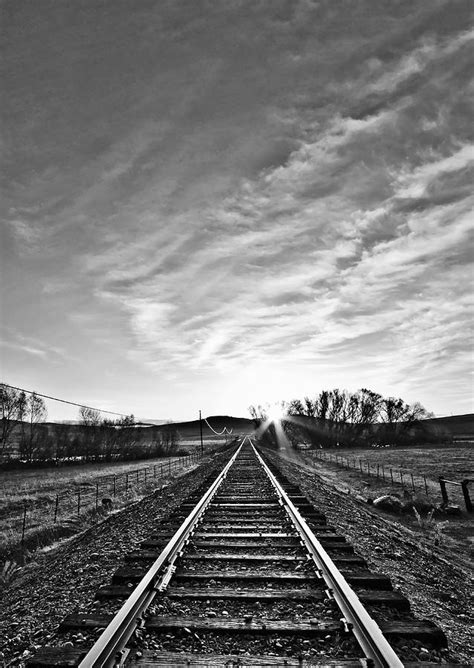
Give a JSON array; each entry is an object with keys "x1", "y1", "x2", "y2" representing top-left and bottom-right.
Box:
[
  {"x1": 307, "y1": 443, "x2": 473, "y2": 502},
  {"x1": 332, "y1": 443, "x2": 473, "y2": 480},
  {"x1": 298, "y1": 443, "x2": 474, "y2": 559},
  {"x1": 0, "y1": 438, "x2": 228, "y2": 559}
]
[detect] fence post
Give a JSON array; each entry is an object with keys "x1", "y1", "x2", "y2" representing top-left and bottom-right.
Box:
[
  {"x1": 439, "y1": 477, "x2": 449, "y2": 505},
  {"x1": 376, "y1": 464, "x2": 380, "y2": 479},
  {"x1": 410, "y1": 473, "x2": 415, "y2": 493},
  {"x1": 400, "y1": 471, "x2": 404, "y2": 485},
  {"x1": 136, "y1": 470, "x2": 139, "y2": 486},
  {"x1": 359, "y1": 459, "x2": 363, "y2": 473},
  {"x1": 461, "y1": 480, "x2": 473, "y2": 513},
  {"x1": 381, "y1": 465, "x2": 385, "y2": 482},
  {"x1": 423, "y1": 475, "x2": 428, "y2": 496},
  {"x1": 54, "y1": 494, "x2": 59, "y2": 523},
  {"x1": 390, "y1": 468, "x2": 393, "y2": 485},
  {"x1": 21, "y1": 504, "x2": 27, "y2": 548}
]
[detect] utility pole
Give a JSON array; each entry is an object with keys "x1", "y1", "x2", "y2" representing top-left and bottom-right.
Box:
[{"x1": 199, "y1": 410, "x2": 204, "y2": 456}]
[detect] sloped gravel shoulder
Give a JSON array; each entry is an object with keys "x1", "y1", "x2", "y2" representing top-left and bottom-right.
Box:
[
  {"x1": 0, "y1": 453, "x2": 231, "y2": 666},
  {"x1": 266, "y1": 450, "x2": 474, "y2": 665}
]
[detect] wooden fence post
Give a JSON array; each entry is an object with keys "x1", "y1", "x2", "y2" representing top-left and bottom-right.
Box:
[
  {"x1": 21, "y1": 504, "x2": 27, "y2": 548},
  {"x1": 54, "y1": 494, "x2": 59, "y2": 523},
  {"x1": 439, "y1": 477, "x2": 449, "y2": 505},
  {"x1": 461, "y1": 480, "x2": 473, "y2": 513}
]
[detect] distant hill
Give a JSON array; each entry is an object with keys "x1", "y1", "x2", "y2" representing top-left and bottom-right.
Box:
[
  {"x1": 154, "y1": 415, "x2": 254, "y2": 438},
  {"x1": 154, "y1": 413, "x2": 473, "y2": 441},
  {"x1": 423, "y1": 413, "x2": 474, "y2": 440}
]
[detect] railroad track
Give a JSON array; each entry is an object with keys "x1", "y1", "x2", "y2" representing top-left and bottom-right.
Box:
[{"x1": 27, "y1": 437, "x2": 456, "y2": 667}]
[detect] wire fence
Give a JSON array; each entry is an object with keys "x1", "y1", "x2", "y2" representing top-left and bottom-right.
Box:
[
  {"x1": 310, "y1": 449, "x2": 473, "y2": 512},
  {"x1": 3, "y1": 452, "x2": 202, "y2": 553}
]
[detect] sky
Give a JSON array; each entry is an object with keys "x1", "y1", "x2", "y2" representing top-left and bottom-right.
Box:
[{"x1": 1, "y1": 0, "x2": 473, "y2": 422}]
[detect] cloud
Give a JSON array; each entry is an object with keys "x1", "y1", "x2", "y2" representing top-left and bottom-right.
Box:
[
  {"x1": 0, "y1": 331, "x2": 73, "y2": 362},
  {"x1": 2, "y1": 0, "x2": 473, "y2": 416}
]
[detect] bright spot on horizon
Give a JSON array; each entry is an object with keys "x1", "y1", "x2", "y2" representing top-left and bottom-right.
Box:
[{"x1": 266, "y1": 403, "x2": 288, "y2": 424}]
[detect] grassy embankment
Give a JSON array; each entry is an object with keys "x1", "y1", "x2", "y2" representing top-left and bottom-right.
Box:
[{"x1": 0, "y1": 434, "x2": 231, "y2": 560}]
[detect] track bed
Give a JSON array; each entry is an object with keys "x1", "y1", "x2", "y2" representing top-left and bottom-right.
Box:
[{"x1": 27, "y1": 440, "x2": 458, "y2": 667}]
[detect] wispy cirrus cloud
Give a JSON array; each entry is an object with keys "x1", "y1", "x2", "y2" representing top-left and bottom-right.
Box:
[{"x1": 2, "y1": 0, "x2": 473, "y2": 418}]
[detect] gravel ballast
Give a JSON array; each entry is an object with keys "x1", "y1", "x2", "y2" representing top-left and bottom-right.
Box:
[
  {"x1": 0, "y1": 452, "x2": 233, "y2": 666},
  {"x1": 265, "y1": 449, "x2": 474, "y2": 664}
]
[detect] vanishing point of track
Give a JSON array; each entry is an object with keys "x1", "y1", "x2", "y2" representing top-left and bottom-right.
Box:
[{"x1": 28, "y1": 437, "x2": 452, "y2": 667}]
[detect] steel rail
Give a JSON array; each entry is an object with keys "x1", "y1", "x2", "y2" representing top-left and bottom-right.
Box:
[
  {"x1": 78, "y1": 440, "x2": 243, "y2": 668},
  {"x1": 251, "y1": 442, "x2": 403, "y2": 668}
]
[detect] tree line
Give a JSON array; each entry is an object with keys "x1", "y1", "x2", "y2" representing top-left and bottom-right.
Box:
[
  {"x1": 249, "y1": 388, "x2": 441, "y2": 449},
  {"x1": 0, "y1": 384, "x2": 180, "y2": 466}
]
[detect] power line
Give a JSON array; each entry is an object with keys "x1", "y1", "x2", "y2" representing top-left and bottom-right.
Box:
[
  {"x1": 1, "y1": 382, "x2": 128, "y2": 418},
  {"x1": 203, "y1": 417, "x2": 233, "y2": 436}
]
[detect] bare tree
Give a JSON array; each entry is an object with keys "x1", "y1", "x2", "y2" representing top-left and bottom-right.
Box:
[
  {"x1": 78, "y1": 406, "x2": 101, "y2": 460},
  {"x1": 315, "y1": 390, "x2": 330, "y2": 421},
  {"x1": 0, "y1": 384, "x2": 26, "y2": 458},
  {"x1": 19, "y1": 393, "x2": 47, "y2": 462},
  {"x1": 113, "y1": 414, "x2": 138, "y2": 459},
  {"x1": 287, "y1": 399, "x2": 304, "y2": 416},
  {"x1": 248, "y1": 405, "x2": 268, "y2": 427},
  {"x1": 52, "y1": 423, "x2": 73, "y2": 463},
  {"x1": 379, "y1": 397, "x2": 433, "y2": 444},
  {"x1": 281, "y1": 387, "x2": 432, "y2": 448},
  {"x1": 79, "y1": 406, "x2": 101, "y2": 426},
  {"x1": 356, "y1": 388, "x2": 382, "y2": 425},
  {"x1": 161, "y1": 424, "x2": 179, "y2": 454}
]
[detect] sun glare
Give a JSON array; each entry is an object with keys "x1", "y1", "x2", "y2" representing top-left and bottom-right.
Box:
[{"x1": 266, "y1": 404, "x2": 286, "y2": 423}]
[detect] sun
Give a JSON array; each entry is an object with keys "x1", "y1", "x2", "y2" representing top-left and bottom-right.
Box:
[{"x1": 266, "y1": 403, "x2": 287, "y2": 423}]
